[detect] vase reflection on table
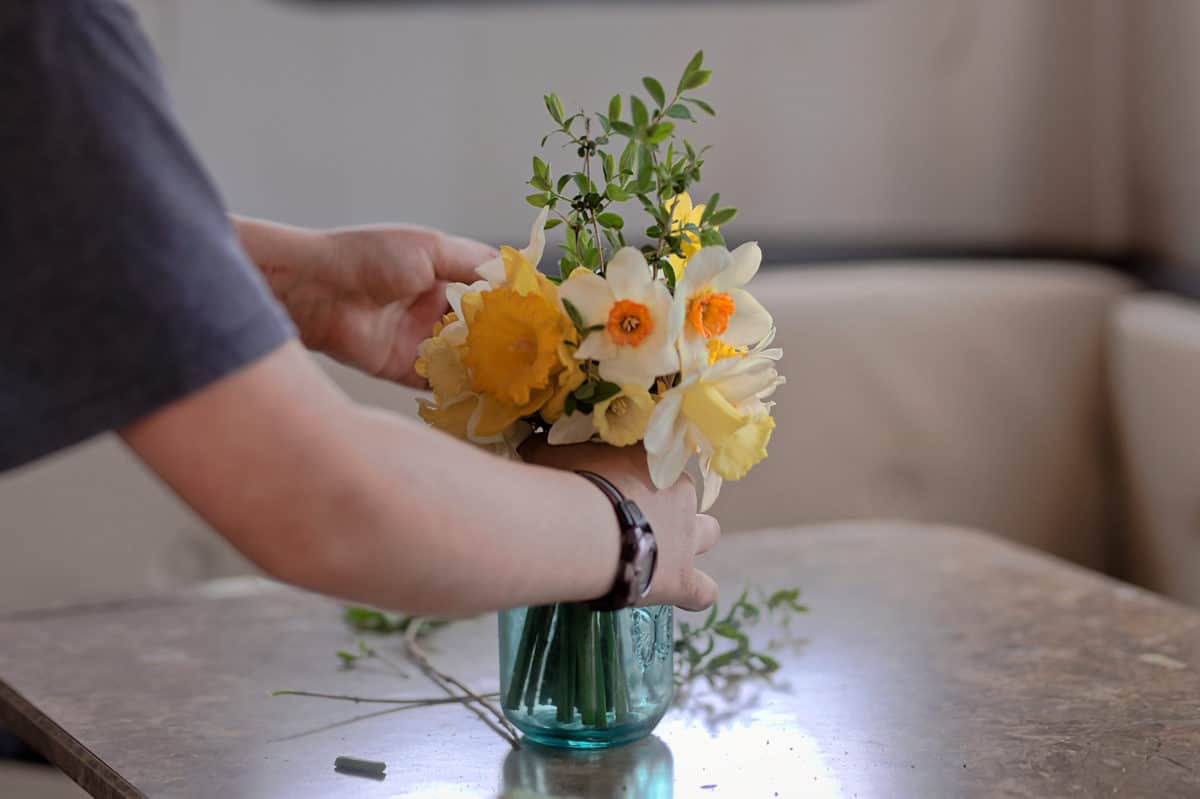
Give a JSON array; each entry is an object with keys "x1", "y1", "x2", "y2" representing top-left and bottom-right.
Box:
[
  {"x1": 501, "y1": 733, "x2": 674, "y2": 798},
  {"x1": 499, "y1": 603, "x2": 674, "y2": 749}
]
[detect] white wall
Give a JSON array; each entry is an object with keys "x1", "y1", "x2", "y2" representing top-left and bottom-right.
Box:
[{"x1": 143, "y1": 0, "x2": 1129, "y2": 249}]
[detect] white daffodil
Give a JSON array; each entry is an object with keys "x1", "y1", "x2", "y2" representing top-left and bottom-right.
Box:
[
  {"x1": 644, "y1": 336, "x2": 784, "y2": 510},
  {"x1": 671, "y1": 242, "x2": 774, "y2": 372},
  {"x1": 559, "y1": 247, "x2": 679, "y2": 387}
]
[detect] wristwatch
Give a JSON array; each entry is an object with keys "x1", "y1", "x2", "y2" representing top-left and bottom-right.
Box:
[{"x1": 576, "y1": 470, "x2": 659, "y2": 611}]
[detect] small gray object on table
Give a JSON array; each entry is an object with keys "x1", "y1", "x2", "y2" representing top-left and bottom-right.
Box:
[{"x1": 1, "y1": 524, "x2": 1199, "y2": 798}]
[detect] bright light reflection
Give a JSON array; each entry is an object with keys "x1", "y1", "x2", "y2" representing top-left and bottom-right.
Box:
[{"x1": 661, "y1": 710, "x2": 843, "y2": 799}]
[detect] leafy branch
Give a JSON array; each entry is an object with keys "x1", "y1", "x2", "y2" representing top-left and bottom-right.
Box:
[
  {"x1": 526, "y1": 50, "x2": 737, "y2": 289},
  {"x1": 674, "y1": 588, "x2": 808, "y2": 689}
]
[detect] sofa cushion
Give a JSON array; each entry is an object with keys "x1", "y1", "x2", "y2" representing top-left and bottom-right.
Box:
[
  {"x1": 710, "y1": 262, "x2": 1133, "y2": 569},
  {"x1": 1111, "y1": 293, "x2": 1200, "y2": 603}
]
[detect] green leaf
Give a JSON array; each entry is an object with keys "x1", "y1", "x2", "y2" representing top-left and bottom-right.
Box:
[
  {"x1": 605, "y1": 184, "x2": 629, "y2": 202},
  {"x1": 713, "y1": 622, "x2": 744, "y2": 641},
  {"x1": 708, "y1": 207, "x2": 738, "y2": 226},
  {"x1": 752, "y1": 653, "x2": 781, "y2": 672},
  {"x1": 561, "y1": 297, "x2": 587, "y2": 335},
  {"x1": 608, "y1": 94, "x2": 622, "y2": 123},
  {"x1": 533, "y1": 156, "x2": 549, "y2": 181},
  {"x1": 544, "y1": 217, "x2": 563, "y2": 230},
  {"x1": 642, "y1": 76, "x2": 666, "y2": 108},
  {"x1": 529, "y1": 175, "x2": 550, "y2": 191},
  {"x1": 574, "y1": 382, "x2": 596, "y2": 401},
  {"x1": 679, "y1": 50, "x2": 705, "y2": 91},
  {"x1": 564, "y1": 392, "x2": 578, "y2": 416},
  {"x1": 645, "y1": 122, "x2": 674, "y2": 144},
  {"x1": 556, "y1": 174, "x2": 573, "y2": 193},
  {"x1": 590, "y1": 381, "x2": 622, "y2": 404},
  {"x1": 336, "y1": 650, "x2": 360, "y2": 667},
  {"x1": 666, "y1": 103, "x2": 694, "y2": 121},
  {"x1": 700, "y1": 192, "x2": 720, "y2": 224},
  {"x1": 573, "y1": 173, "x2": 591, "y2": 194},
  {"x1": 544, "y1": 93, "x2": 564, "y2": 123},
  {"x1": 597, "y1": 212, "x2": 624, "y2": 230},
  {"x1": 619, "y1": 140, "x2": 638, "y2": 174},
  {"x1": 602, "y1": 152, "x2": 615, "y2": 182},
  {"x1": 630, "y1": 95, "x2": 648, "y2": 129},
  {"x1": 525, "y1": 193, "x2": 550, "y2": 208},
  {"x1": 683, "y1": 96, "x2": 716, "y2": 116},
  {"x1": 682, "y1": 70, "x2": 712, "y2": 91},
  {"x1": 595, "y1": 113, "x2": 611, "y2": 133},
  {"x1": 700, "y1": 228, "x2": 725, "y2": 247},
  {"x1": 610, "y1": 120, "x2": 636, "y2": 137},
  {"x1": 662, "y1": 260, "x2": 677, "y2": 292}
]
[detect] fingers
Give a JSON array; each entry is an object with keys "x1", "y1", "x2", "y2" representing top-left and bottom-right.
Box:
[
  {"x1": 436, "y1": 234, "x2": 499, "y2": 284},
  {"x1": 676, "y1": 569, "x2": 718, "y2": 612},
  {"x1": 693, "y1": 514, "x2": 720, "y2": 555}
]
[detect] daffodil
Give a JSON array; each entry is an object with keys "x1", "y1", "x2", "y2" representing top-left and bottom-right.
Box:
[
  {"x1": 644, "y1": 337, "x2": 784, "y2": 510},
  {"x1": 559, "y1": 247, "x2": 679, "y2": 388},
  {"x1": 665, "y1": 192, "x2": 709, "y2": 278},
  {"x1": 593, "y1": 384, "x2": 656, "y2": 447},
  {"x1": 672, "y1": 242, "x2": 774, "y2": 372}
]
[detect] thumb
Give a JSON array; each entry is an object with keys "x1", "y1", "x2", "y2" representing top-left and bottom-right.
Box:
[{"x1": 435, "y1": 233, "x2": 499, "y2": 284}]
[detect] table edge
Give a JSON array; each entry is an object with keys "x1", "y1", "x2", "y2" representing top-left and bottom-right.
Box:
[{"x1": 0, "y1": 677, "x2": 145, "y2": 799}]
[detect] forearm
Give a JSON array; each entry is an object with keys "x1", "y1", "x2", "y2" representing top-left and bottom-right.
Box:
[
  {"x1": 123, "y1": 343, "x2": 619, "y2": 616},
  {"x1": 302, "y1": 408, "x2": 622, "y2": 615}
]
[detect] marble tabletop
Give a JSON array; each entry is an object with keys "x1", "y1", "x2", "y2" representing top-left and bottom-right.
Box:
[{"x1": 1, "y1": 523, "x2": 1199, "y2": 798}]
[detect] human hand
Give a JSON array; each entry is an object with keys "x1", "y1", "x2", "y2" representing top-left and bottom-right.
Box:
[
  {"x1": 240, "y1": 218, "x2": 496, "y2": 386},
  {"x1": 520, "y1": 437, "x2": 721, "y2": 611}
]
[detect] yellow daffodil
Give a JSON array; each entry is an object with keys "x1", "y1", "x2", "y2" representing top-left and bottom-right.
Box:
[
  {"x1": 644, "y1": 335, "x2": 784, "y2": 510},
  {"x1": 559, "y1": 247, "x2": 679, "y2": 388},
  {"x1": 671, "y1": 242, "x2": 773, "y2": 372},
  {"x1": 593, "y1": 385, "x2": 656, "y2": 447},
  {"x1": 665, "y1": 192, "x2": 710, "y2": 278}
]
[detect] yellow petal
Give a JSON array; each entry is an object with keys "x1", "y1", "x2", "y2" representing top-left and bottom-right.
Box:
[
  {"x1": 417, "y1": 395, "x2": 477, "y2": 440},
  {"x1": 501, "y1": 246, "x2": 542, "y2": 296},
  {"x1": 472, "y1": 388, "x2": 552, "y2": 437},
  {"x1": 681, "y1": 382, "x2": 774, "y2": 480},
  {"x1": 593, "y1": 385, "x2": 656, "y2": 447}
]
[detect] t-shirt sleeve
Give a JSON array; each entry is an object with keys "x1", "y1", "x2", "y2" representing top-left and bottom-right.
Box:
[{"x1": 0, "y1": 0, "x2": 295, "y2": 471}]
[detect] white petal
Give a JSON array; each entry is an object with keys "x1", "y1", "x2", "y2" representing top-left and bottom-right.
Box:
[
  {"x1": 720, "y1": 366, "x2": 781, "y2": 405},
  {"x1": 712, "y1": 242, "x2": 761, "y2": 292},
  {"x1": 521, "y1": 207, "x2": 550, "y2": 266},
  {"x1": 598, "y1": 354, "x2": 661, "y2": 388},
  {"x1": 440, "y1": 320, "x2": 468, "y2": 346},
  {"x1": 678, "y1": 335, "x2": 710, "y2": 374},
  {"x1": 576, "y1": 331, "x2": 619, "y2": 361},
  {"x1": 699, "y1": 459, "x2": 724, "y2": 512},
  {"x1": 644, "y1": 390, "x2": 684, "y2": 453},
  {"x1": 723, "y1": 289, "x2": 774, "y2": 345},
  {"x1": 676, "y1": 246, "x2": 727, "y2": 297},
  {"x1": 559, "y1": 270, "x2": 613, "y2": 326},
  {"x1": 446, "y1": 280, "x2": 487, "y2": 319},
  {"x1": 548, "y1": 410, "x2": 595, "y2": 445},
  {"x1": 649, "y1": 426, "x2": 692, "y2": 490},
  {"x1": 476, "y1": 256, "x2": 505, "y2": 286},
  {"x1": 605, "y1": 248, "x2": 652, "y2": 300}
]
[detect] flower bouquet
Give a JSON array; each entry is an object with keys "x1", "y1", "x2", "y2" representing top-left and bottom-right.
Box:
[{"x1": 415, "y1": 51, "x2": 784, "y2": 748}]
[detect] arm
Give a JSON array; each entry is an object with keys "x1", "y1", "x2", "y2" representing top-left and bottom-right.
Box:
[{"x1": 120, "y1": 342, "x2": 719, "y2": 616}]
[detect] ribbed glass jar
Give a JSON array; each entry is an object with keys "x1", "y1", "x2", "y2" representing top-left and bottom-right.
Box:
[{"x1": 498, "y1": 603, "x2": 674, "y2": 749}]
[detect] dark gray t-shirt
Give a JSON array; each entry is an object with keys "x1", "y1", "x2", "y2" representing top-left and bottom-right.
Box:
[{"x1": 0, "y1": 0, "x2": 294, "y2": 472}]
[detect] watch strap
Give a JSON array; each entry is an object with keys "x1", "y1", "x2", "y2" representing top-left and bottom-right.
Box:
[{"x1": 576, "y1": 470, "x2": 657, "y2": 611}]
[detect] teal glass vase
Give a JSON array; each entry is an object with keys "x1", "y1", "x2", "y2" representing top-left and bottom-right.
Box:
[{"x1": 498, "y1": 603, "x2": 674, "y2": 749}]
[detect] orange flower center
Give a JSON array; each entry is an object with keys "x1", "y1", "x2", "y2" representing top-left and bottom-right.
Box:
[
  {"x1": 687, "y1": 291, "x2": 735, "y2": 339},
  {"x1": 606, "y1": 300, "x2": 655, "y2": 347}
]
